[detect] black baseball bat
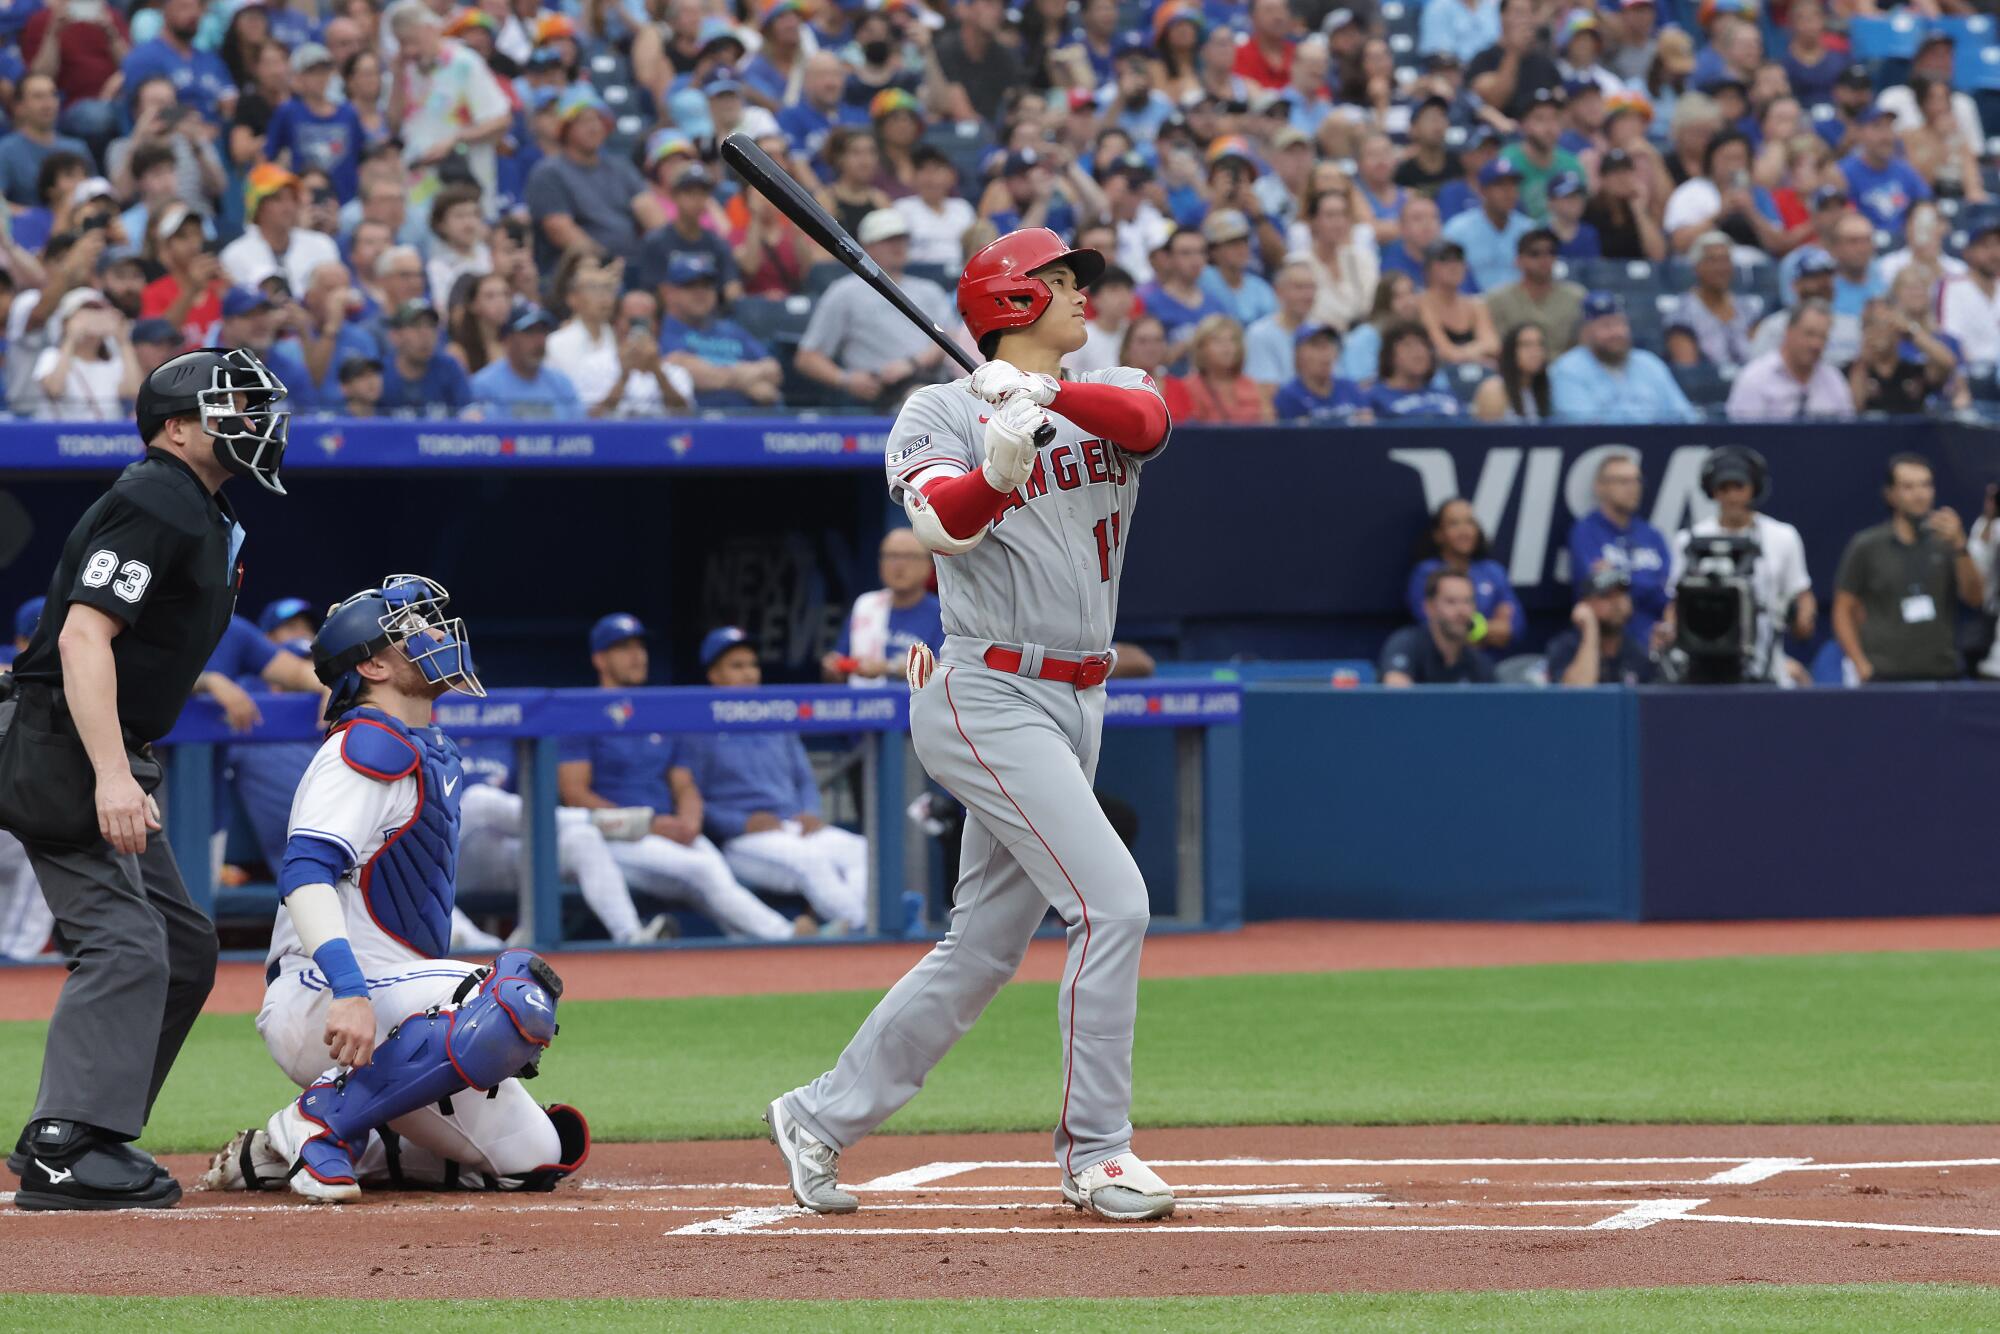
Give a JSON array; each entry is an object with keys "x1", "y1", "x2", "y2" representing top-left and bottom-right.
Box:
[{"x1": 719, "y1": 132, "x2": 979, "y2": 376}]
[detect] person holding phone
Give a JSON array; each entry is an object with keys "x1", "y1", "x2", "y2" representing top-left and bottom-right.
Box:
[{"x1": 19, "y1": 0, "x2": 131, "y2": 159}]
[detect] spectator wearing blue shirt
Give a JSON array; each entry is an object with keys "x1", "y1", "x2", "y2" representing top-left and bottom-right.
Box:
[
  {"x1": 469, "y1": 302, "x2": 582, "y2": 419},
  {"x1": 214, "y1": 285, "x2": 315, "y2": 412},
  {"x1": 1778, "y1": 0, "x2": 1844, "y2": 107},
  {"x1": 119, "y1": 0, "x2": 236, "y2": 127},
  {"x1": 1244, "y1": 257, "x2": 1319, "y2": 385},
  {"x1": 1442, "y1": 156, "x2": 1537, "y2": 293},
  {"x1": 823, "y1": 528, "x2": 944, "y2": 689},
  {"x1": 0, "y1": 75, "x2": 90, "y2": 206},
  {"x1": 1435, "y1": 127, "x2": 1501, "y2": 221},
  {"x1": 1407, "y1": 497, "x2": 1524, "y2": 650},
  {"x1": 1420, "y1": 0, "x2": 1500, "y2": 68},
  {"x1": 1826, "y1": 210, "x2": 1884, "y2": 318},
  {"x1": 776, "y1": 52, "x2": 864, "y2": 164},
  {"x1": 985, "y1": 148, "x2": 1080, "y2": 241},
  {"x1": 222, "y1": 635, "x2": 323, "y2": 869},
  {"x1": 378, "y1": 299, "x2": 474, "y2": 417},
  {"x1": 1102, "y1": 36, "x2": 1180, "y2": 140},
  {"x1": 1566, "y1": 450, "x2": 1674, "y2": 650},
  {"x1": 1197, "y1": 209, "x2": 1277, "y2": 325},
  {"x1": 1273, "y1": 323, "x2": 1368, "y2": 422},
  {"x1": 676, "y1": 627, "x2": 869, "y2": 932},
  {"x1": 193, "y1": 611, "x2": 322, "y2": 734},
  {"x1": 1549, "y1": 291, "x2": 1701, "y2": 424},
  {"x1": 1, "y1": 596, "x2": 45, "y2": 669},
  {"x1": 1367, "y1": 321, "x2": 1463, "y2": 418},
  {"x1": 737, "y1": 0, "x2": 810, "y2": 109},
  {"x1": 263, "y1": 43, "x2": 365, "y2": 203},
  {"x1": 1379, "y1": 194, "x2": 1479, "y2": 293},
  {"x1": 657, "y1": 252, "x2": 783, "y2": 408},
  {"x1": 1812, "y1": 65, "x2": 1877, "y2": 152},
  {"x1": 1057, "y1": 0, "x2": 1121, "y2": 87},
  {"x1": 1839, "y1": 108, "x2": 1929, "y2": 236},
  {"x1": 558, "y1": 613, "x2": 800, "y2": 940},
  {"x1": 1545, "y1": 171, "x2": 1601, "y2": 259},
  {"x1": 1140, "y1": 224, "x2": 1231, "y2": 369}
]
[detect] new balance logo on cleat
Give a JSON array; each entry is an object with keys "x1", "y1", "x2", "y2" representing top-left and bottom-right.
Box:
[{"x1": 1103, "y1": 1162, "x2": 1123, "y2": 1178}]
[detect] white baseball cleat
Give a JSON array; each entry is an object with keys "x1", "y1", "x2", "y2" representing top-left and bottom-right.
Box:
[
  {"x1": 764, "y1": 1097, "x2": 858, "y2": 1214},
  {"x1": 196, "y1": 1127, "x2": 289, "y2": 1192},
  {"x1": 266, "y1": 1103, "x2": 362, "y2": 1204},
  {"x1": 1062, "y1": 1152, "x2": 1175, "y2": 1222}
]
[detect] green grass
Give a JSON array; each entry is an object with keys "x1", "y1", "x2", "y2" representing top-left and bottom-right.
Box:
[
  {"x1": 5, "y1": 1288, "x2": 2000, "y2": 1332},
  {"x1": 2, "y1": 950, "x2": 1996, "y2": 1156}
]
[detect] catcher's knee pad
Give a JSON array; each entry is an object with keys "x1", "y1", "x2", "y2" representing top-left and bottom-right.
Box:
[
  {"x1": 503, "y1": 1103, "x2": 591, "y2": 1192},
  {"x1": 295, "y1": 951, "x2": 563, "y2": 1165}
]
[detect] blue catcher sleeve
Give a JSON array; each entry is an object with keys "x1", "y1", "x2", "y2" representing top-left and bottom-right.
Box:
[{"x1": 288, "y1": 951, "x2": 565, "y2": 1187}]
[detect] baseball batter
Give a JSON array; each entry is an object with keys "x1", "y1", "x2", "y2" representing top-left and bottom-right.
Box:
[
  {"x1": 200, "y1": 576, "x2": 586, "y2": 1202},
  {"x1": 768, "y1": 228, "x2": 1175, "y2": 1222}
]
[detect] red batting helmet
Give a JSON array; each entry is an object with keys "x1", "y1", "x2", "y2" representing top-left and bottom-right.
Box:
[{"x1": 957, "y1": 228, "x2": 1106, "y2": 348}]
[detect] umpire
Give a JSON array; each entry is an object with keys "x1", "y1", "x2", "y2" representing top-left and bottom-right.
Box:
[{"x1": 1, "y1": 347, "x2": 289, "y2": 1211}]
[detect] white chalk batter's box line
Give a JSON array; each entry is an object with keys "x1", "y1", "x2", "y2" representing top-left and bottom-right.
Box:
[{"x1": 3, "y1": 1156, "x2": 1996, "y2": 1238}]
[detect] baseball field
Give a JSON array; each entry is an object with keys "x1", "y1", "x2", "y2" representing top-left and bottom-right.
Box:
[{"x1": 2, "y1": 917, "x2": 1998, "y2": 1329}]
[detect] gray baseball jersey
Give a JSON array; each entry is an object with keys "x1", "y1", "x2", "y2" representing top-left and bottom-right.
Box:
[
  {"x1": 782, "y1": 366, "x2": 1171, "y2": 1187},
  {"x1": 884, "y1": 366, "x2": 1170, "y2": 653}
]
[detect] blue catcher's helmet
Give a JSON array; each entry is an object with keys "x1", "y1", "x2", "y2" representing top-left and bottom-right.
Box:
[{"x1": 311, "y1": 574, "x2": 485, "y2": 721}]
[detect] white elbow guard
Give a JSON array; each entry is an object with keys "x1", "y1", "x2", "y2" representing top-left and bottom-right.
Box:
[{"x1": 903, "y1": 486, "x2": 985, "y2": 556}]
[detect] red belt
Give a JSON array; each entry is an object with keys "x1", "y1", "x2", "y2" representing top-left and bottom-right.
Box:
[{"x1": 983, "y1": 646, "x2": 1113, "y2": 688}]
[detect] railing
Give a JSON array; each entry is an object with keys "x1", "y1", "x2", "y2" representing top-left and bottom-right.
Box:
[{"x1": 159, "y1": 681, "x2": 1245, "y2": 946}]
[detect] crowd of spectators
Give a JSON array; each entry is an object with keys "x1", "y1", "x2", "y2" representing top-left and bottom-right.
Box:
[
  {"x1": 0, "y1": 0, "x2": 1992, "y2": 421},
  {"x1": 1380, "y1": 447, "x2": 2000, "y2": 688}
]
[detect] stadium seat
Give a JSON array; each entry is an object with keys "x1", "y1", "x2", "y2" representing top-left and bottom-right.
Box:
[
  {"x1": 1446, "y1": 362, "x2": 1487, "y2": 404},
  {"x1": 806, "y1": 260, "x2": 850, "y2": 298},
  {"x1": 1576, "y1": 257, "x2": 1663, "y2": 298},
  {"x1": 1380, "y1": 0, "x2": 1419, "y2": 39},
  {"x1": 733, "y1": 294, "x2": 814, "y2": 347},
  {"x1": 921, "y1": 122, "x2": 997, "y2": 198},
  {"x1": 1493, "y1": 654, "x2": 1548, "y2": 685},
  {"x1": 1672, "y1": 362, "x2": 1730, "y2": 409},
  {"x1": 907, "y1": 262, "x2": 952, "y2": 290},
  {"x1": 1846, "y1": 14, "x2": 1925, "y2": 62}
]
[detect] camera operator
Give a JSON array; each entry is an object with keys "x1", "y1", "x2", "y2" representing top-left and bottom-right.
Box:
[
  {"x1": 1832, "y1": 453, "x2": 1984, "y2": 683},
  {"x1": 1547, "y1": 566, "x2": 1657, "y2": 686},
  {"x1": 1663, "y1": 447, "x2": 1813, "y2": 685}
]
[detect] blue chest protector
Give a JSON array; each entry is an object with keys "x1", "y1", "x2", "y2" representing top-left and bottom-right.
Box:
[{"x1": 337, "y1": 706, "x2": 464, "y2": 959}]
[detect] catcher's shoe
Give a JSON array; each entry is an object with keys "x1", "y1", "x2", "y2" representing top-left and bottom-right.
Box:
[
  {"x1": 196, "y1": 1127, "x2": 289, "y2": 1192},
  {"x1": 1062, "y1": 1152, "x2": 1175, "y2": 1222},
  {"x1": 266, "y1": 1102, "x2": 361, "y2": 1204},
  {"x1": 764, "y1": 1097, "x2": 858, "y2": 1214}
]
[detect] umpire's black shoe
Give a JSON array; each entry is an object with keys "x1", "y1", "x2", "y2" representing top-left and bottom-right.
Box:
[{"x1": 9, "y1": 1120, "x2": 180, "y2": 1211}]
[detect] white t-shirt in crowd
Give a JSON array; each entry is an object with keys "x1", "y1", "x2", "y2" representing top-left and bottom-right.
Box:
[
  {"x1": 219, "y1": 225, "x2": 342, "y2": 294},
  {"x1": 1671, "y1": 512, "x2": 1812, "y2": 683},
  {"x1": 545, "y1": 317, "x2": 697, "y2": 413},
  {"x1": 1937, "y1": 273, "x2": 2000, "y2": 367},
  {"x1": 894, "y1": 195, "x2": 975, "y2": 270},
  {"x1": 1662, "y1": 178, "x2": 1722, "y2": 238},
  {"x1": 31, "y1": 344, "x2": 125, "y2": 420},
  {"x1": 1063, "y1": 318, "x2": 1129, "y2": 375},
  {"x1": 428, "y1": 243, "x2": 492, "y2": 310}
]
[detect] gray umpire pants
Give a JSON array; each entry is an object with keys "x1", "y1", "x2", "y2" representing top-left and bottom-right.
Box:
[
  {"x1": 784, "y1": 646, "x2": 1151, "y2": 1178},
  {"x1": 25, "y1": 823, "x2": 218, "y2": 1142}
]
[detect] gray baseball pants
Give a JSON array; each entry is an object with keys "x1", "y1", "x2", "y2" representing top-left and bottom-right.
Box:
[{"x1": 783, "y1": 644, "x2": 1149, "y2": 1177}]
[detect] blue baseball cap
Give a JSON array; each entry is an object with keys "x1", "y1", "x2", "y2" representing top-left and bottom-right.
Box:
[
  {"x1": 589, "y1": 612, "x2": 648, "y2": 654},
  {"x1": 259, "y1": 596, "x2": 313, "y2": 634},
  {"x1": 665, "y1": 252, "x2": 720, "y2": 286},
  {"x1": 699, "y1": 625, "x2": 750, "y2": 669},
  {"x1": 504, "y1": 301, "x2": 557, "y2": 335},
  {"x1": 1547, "y1": 170, "x2": 1586, "y2": 201},
  {"x1": 703, "y1": 71, "x2": 745, "y2": 97},
  {"x1": 1293, "y1": 321, "x2": 1340, "y2": 345},
  {"x1": 221, "y1": 286, "x2": 273, "y2": 318},
  {"x1": 1793, "y1": 246, "x2": 1836, "y2": 276},
  {"x1": 14, "y1": 596, "x2": 44, "y2": 641},
  {"x1": 130, "y1": 317, "x2": 178, "y2": 346},
  {"x1": 1477, "y1": 156, "x2": 1522, "y2": 187},
  {"x1": 1582, "y1": 290, "x2": 1625, "y2": 320}
]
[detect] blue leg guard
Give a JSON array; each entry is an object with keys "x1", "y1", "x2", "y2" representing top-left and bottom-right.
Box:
[{"x1": 290, "y1": 951, "x2": 562, "y2": 1188}]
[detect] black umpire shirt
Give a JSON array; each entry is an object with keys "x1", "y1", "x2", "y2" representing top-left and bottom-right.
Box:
[{"x1": 12, "y1": 448, "x2": 243, "y2": 742}]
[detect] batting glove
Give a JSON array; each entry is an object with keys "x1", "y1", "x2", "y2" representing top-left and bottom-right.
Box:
[
  {"x1": 906, "y1": 641, "x2": 935, "y2": 691},
  {"x1": 967, "y1": 361, "x2": 1058, "y2": 407},
  {"x1": 982, "y1": 394, "x2": 1046, "y2": 492}
]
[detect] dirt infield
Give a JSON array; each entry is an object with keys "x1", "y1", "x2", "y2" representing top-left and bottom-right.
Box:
[
  {"x1": 7, "y1": 915, "x2": 2000, "y2": 1021},
  {"x1": 2, "y1": 1125, "x2": 1997, "y2": 1299}
]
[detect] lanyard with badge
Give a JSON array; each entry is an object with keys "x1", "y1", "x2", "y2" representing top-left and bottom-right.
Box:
[{"x1": 1899, "y1": 526, "x2": 1937, "y2": 625}]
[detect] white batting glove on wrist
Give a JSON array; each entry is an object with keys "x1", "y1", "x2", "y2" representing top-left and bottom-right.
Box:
[
  {"x1": 967, "y1": 360, "x2": 1058, "y2": 407},
  {"x1": 981, "y1": 393, "x2": 1046, "y2": 492}
]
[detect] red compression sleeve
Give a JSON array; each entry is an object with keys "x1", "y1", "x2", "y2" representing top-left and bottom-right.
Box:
[
  {"x1": 1051, "y1": 380, "x2": 1171, "y2": 453},
  {"x1": 920, "y1": 468, "x2": 1010, "y2": 540}
]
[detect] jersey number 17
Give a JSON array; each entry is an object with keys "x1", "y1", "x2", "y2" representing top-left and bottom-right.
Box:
[{"x1": 1092, "y1": 511, "x2": 1122, "y2": 583}]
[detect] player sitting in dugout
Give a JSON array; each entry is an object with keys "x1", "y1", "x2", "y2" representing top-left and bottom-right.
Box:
[{"x1": 676, "y1": 627, "x2": 870, "y2": 934}]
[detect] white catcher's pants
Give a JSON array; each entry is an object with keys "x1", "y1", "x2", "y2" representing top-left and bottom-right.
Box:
[
  {"x1": 606, "y1": 833, "x2": 795, "y2": 940},
  {"x1": 458, "y1": 786, "x2": 647, "y2": 940},
  {"x1": 0, "y1": 830, "x2": 51, "y2": 960},
  {"x1": 722, "y1": 822, "x2": 870, "y2": 931},
  {"x1": 257, "y1": 959, "x2": 562, "y2": 1187}
]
